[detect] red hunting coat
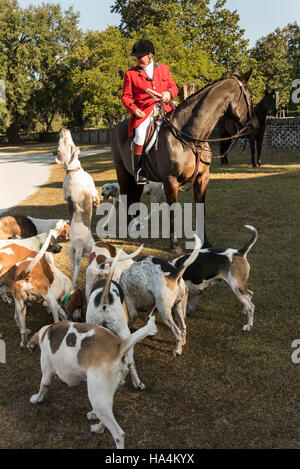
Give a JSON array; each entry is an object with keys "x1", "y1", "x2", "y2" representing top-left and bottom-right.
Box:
[{"x1": 122, "y1": 61, "x2": 179, "y2": 137}]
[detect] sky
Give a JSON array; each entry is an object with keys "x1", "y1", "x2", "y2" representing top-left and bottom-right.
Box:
[{"x1": 17, "y1": 0, "x2": 300, "y2": 48}]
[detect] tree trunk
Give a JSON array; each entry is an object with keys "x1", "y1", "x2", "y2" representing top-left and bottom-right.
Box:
[{"x1": 6, "y1": 120, "x2": 21, "y2": 143}]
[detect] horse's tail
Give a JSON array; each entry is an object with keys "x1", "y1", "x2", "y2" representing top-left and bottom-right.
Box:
[
  {"x1": 171, "y1": 235, "x2": 201, "y2": 282},
  {"x1": 238, "y1": 225, "x2": 258, "y2": 258}
]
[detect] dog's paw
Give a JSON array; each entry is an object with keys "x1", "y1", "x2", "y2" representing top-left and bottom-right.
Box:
[
  {"x1": 87, "y1": 410, "x2": 98, "y2": 421},
  {"x1": 30, "y1": 394, "x2": 42, "y2": 404},
  {"x1": 135, "y1": 381, "x2": 146, "y2": 391},
  {"x1": 172, "y1": 347, "x2": 182, "y2": 357},
  {"x1": 93, "y1": 197, "x2": 100, "y2": 208},
  {"x1": 90, "y1": 422, "x2": 105, "y2": 434},
  {"x1": 242, "y1": 324, "x2": 252, "y2": 331},
  {"x1": 20, "y1": 332, "x2": 30, "y2": 348}
]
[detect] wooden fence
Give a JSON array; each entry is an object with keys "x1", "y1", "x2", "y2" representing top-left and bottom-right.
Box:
[{"x1": 1, "y1": 118, "x2": 299, "y2": 150}]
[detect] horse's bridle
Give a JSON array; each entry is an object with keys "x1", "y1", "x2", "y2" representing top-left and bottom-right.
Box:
[
  {"x1": 230, "y1": 75, "x2": 253, "y2": 124},
  {"x1": 162, "y1": 76, "x2": 253, "y2": 146}
]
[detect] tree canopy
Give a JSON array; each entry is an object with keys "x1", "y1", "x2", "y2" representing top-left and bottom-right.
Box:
[
  {"x1": 0, "y1": 0, "x2": 298, "y2": 141},
  {"x1": 0, "y1": 0, "x2": 81, "y2": 141}
]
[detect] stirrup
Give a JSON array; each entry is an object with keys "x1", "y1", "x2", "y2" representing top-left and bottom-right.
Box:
[{"x1": 134, "y1": 168, "x2": 148, "y2": 185}]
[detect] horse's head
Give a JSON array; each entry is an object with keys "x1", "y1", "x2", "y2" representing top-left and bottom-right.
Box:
[
  {"x1": 264, "y1": 89, "x2": 277, "y2": 116},
  {"x1": 226, "y1": 69, "x2": 257, "y2": 130}
]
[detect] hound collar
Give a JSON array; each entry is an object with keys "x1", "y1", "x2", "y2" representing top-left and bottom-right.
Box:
[
  {"x1": 60, "y1": 290, "x2": 75, "y2": 308},
  {"x1": 35, "y1": 235, "x2": 43, "y2": 250},
  {"x1": 66, "y1": 167, "x2": 81, "y2": 173}
]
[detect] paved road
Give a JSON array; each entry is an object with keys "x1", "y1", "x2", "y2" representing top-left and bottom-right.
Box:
[{"x1": 0, "y1": 148, "x2": 109, "y2": 215}]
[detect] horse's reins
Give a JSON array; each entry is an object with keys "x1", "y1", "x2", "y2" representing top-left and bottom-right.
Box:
[
  {"x1": 145, "y1": 78, "x2": 253, "y2": 185},
  {"x1": 146, "y1": 77, "x2": 253, "y2": 147}
]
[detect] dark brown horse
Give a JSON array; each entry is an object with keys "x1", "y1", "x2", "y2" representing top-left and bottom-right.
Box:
[
  {"x1": 219, "y1": 90, "x2": 277, "y2": 167},
  {"x1": 111, "y1": 70, "x2": 255, "y2": 253}
]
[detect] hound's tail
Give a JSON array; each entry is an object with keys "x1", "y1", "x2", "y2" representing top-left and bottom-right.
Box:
[
  {"x1": 120, "y1": 316, "x2": 157, "y2": 358},
  {"x1": 99, "y1": 244, "x2": 144, "y2": 265},
  {"x1": 24, "y1": 229, "x2": 57, "y2": 275},
  {"x1": 238, "y1": 225, "x2": 258, "y2": 258},
  {"x1": 28, "y1": 324, "x2": 51, "y2": 350},
  {"x1": 171, "y1": 234, "x2": 201, "y2": 282}
]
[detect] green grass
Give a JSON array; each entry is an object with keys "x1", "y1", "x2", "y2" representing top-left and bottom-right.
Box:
[{"x1": 0, "y1": 144, "x2": 299, "y2": 449}]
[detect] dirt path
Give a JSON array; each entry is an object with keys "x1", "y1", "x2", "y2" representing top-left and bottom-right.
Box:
[{"x1": 0, "y1": 147, "x2": 110, "y2": 214}]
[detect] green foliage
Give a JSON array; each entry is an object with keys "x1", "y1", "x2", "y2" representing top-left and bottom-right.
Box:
[
  {"x1": 112, "y1": 0, "x2": 249, "y2": 71},
  {"x1": 131, "y1": 21, "x2": 224, "y2": 88},
  {"x1": 202, "y1": 0, "x2": 249, "y2": 70},
  {"x1": 283, "y1": 22, "x2": 300, "y2": 113},
  {"x1": 0, "y1": 0, "x2": 81, "y2": 140},
  {"x1": 67, "y1": 22, "x2": 223, "y2": 128},
  {"x1": 68, "y1": 27, "x2": 132, "y2": 128},
  {"x1": 0, "y1": 0, "x2": 298, "y2": 137},
  {"x1": 24, "y1": 3, "x2": 81, "y2": 132},
  {"x1": 250, "y1": 29, "x2": 293, "y2": 107}
]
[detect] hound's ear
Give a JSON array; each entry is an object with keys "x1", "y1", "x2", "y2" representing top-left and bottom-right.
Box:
[
  {"x1": 239, "y1": 68, "x2": 253, "y2": 84},
  {"x1": 71, "y1": 146, "x2": 80, "y2": 160}
]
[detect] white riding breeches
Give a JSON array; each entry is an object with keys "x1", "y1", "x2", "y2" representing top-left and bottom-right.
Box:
[{"x1": 133, "y1": 115, "x2": 153, "y2": 146}]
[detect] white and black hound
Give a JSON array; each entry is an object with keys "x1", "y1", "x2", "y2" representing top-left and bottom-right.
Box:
[{"x1": 172, "y1": 225, "x2": 258, "y2": 331}]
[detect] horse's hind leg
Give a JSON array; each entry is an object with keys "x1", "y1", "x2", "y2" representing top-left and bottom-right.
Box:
[
  {"x1": 256, "y1": 132, "x2": 264, "y2": 167},
  {"x1": 115, "y1": 161, "x2": 144, "y2": 227},
  {"x1": 220, "y1": 140, "x2": 230, "y2": 165},
  {"x1": 250, "y1": 138, "x2": 256, "y2": 167},
  {"x1": 193, "y1": 168, "x2": 211, "y2": 248},
  {"x1": 164, "y1": 176, "x2": 183, "y2": 254}
]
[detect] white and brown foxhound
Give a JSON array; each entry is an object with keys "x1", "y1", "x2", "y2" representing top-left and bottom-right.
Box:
[{"x1": 29, "y1": 316, "x2": 157, "y2": 449}]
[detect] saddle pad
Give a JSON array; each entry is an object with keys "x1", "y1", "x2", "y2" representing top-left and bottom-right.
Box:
[{"x1": 145, "y1": 121, "x2": 162, "y2": 155}]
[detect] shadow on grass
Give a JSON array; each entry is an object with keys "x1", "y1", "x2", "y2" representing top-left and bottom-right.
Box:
[{"x1": 1, "y1": 203, "x2": 69, "y2": 219}]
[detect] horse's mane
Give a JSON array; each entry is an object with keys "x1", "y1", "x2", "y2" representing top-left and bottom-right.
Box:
[{"x1": 173, "y1": 76, "x2": 227, "y2": 115}]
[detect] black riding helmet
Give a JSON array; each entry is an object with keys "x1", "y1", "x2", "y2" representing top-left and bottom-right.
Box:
[{"x1": 131, "y1": 39, "x2": 155, "y2": 57}]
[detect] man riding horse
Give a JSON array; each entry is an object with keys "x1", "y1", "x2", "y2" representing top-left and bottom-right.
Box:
[{"x1": 121, "y1": 39, "x2": 178, "y2": 184}]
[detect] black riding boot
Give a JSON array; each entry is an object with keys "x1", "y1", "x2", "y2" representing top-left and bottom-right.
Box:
[{"x1": 134, "y1": 155, "x2": 148, "y2": 185}]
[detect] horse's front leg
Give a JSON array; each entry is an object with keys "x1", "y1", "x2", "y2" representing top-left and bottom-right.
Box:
[
  {"x1": 164, "y1": 176, "x2": 183, "y2": 255},
  {"x1": 220, "y1": 140, "x2": 231, "y2": 165},
  {"x1": 193, "y1": 168, "x2": 211, "y2": 248},
  {"x1": 115, "y1": 161, "x2": 144, "y2": 228},
  {"x1": 256, "y1": 133, "x2": 264, "y2": 167},
  {"x1": 249, "y1": 137, "x2": 256, "y2": 167}
]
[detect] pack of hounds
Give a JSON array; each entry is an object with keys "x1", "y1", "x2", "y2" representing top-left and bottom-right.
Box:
[{"x1": 0, "y1": 129, "x2": 258, "y2": 449}]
